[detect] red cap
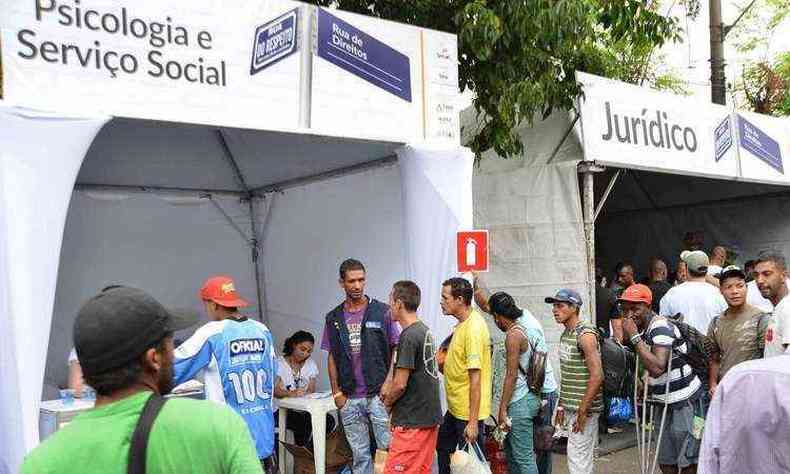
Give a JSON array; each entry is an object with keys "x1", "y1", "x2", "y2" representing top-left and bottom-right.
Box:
[
  {"x1": 200, "y1": 276, "x2": 249, "y2": 308},
  {"x1": 618, "y1": 284, "x2": 653, "y2": 305}
]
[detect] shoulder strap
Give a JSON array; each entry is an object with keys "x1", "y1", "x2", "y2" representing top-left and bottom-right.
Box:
[
  {"x1": 509, "y1": 325, "x2": 533, "y2": 377},
  {"x1": 128, "y1": 395, "x2": 169, "y2": 474}
]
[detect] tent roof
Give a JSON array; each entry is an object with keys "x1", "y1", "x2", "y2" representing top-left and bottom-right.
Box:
[
  {"x1": 594, "y1": 167, "x2": 790, "y2": 216},
  {"x1": 77, "y1": 118, "x2": 403, "y2": 194}
]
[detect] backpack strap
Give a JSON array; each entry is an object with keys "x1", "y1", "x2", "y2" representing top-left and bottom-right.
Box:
[
  {"x1": 128, "y1": 394, "x2": 168, "y2": 474},
  {"x1": 508, "y1": 324, "x2": 533, "y2": 377}
]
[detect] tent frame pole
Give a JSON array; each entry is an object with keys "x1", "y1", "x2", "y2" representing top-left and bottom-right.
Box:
[
  {"x1": 579, "y1": 162, "x2": 605, "y2": 323},
  {"x1": 593, "y1": 169, "x2": 622, "y2": 222},
  {"x1": 216, "y1": 129, "x2": 267, "y2": 323}
]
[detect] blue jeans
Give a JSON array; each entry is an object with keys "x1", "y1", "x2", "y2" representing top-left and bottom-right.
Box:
[
  {"x1": 505, "y1": 395, "x2": 541, "y2": 474},
  {"x1": 339, "y1": 396, "x2": 391, "y2": 474},
  {"x1": 536, "y1": 391, "x2": 557, "y2": 474}
]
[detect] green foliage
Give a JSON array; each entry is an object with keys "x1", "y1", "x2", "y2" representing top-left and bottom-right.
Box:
[
  {"x1": 730, "y1": 0, "x2": 790, "y2": 116},
  {"x1": 306, "y1": 0, "x2": 691, "y2": 160}
]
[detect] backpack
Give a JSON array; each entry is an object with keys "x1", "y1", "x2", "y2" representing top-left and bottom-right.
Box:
[
  {"x1": 663, "y1": 313, "x2": 713, "y2": 382},
  {"x1": 512, "y1": 325, "x2": 547, "y2": 394},
  {"x1": 576, "y1": 325, "x2": 636, "y2": 398}
]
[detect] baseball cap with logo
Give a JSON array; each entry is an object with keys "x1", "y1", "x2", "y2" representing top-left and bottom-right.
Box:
[
  {"x1": 717, "y1": 265, "x2": 747, "y2": 282},
  {"x1": 200, "y1": 276, "x2": 250, "y2": 308},
  {"x1": 681, "y1": 250, "x2": 710, "y2": 273},
  {"x1": 545, "y1": 289, "x2": 583, "y2": 307},
  {"x1": 618, "y1": 284, "x2": 653, "y2": 305}
]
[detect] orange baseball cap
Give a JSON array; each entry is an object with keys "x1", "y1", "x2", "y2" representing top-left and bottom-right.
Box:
[
  {"x1": 200, "y1": 276, "x2": 250, "y2": 308},
  {"x1": 618, "y1": 284, "x2": 653, "y2": 305}
]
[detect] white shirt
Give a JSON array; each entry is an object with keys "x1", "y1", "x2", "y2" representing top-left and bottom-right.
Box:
[
  {"x1": 274, "y1": 357, "x2": 318, "y2": 409},
  {"x1": 707, "y1": 265, "x2": 723, "y2": 277},
  {"x1": 659, "y1": 281, "x2": 727, "y2": 334},
  {"x1": 764, "y1": 296, "x2": 790, "y2": 358},
  {"x1": 746, "y1": 279, "x2": 790, "y2": 313}
]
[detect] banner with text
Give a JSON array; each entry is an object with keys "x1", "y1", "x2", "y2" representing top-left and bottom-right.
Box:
[
  {"x1": 1, "y1": 1, "x2": 461, "y2": 144},
  {"x1": 0, "y1": 0, "x2": 306, "y2": 131},
  {"x1": 736, "y1": 110, "x2": 790, "y2": 185},
  {"x1": 577, "y1": 72, "x2": 738, "y2": 180}
]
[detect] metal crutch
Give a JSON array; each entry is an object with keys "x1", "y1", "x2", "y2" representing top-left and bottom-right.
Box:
[{"x1": 648, "y1": 355, "x2": 673, "y2": 474}]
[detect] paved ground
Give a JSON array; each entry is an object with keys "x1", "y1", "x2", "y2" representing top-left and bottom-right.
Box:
[
  {"x1": 552, "y1": 446, "x2": 642, "y2": 473},
  {"x1": 551, "y1": 424, "x2": 648, "y2": 473}
]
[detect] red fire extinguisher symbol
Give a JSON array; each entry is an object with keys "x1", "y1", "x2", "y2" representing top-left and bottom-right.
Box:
[{"x1": 457, "y1": 231, "x2": 489, "y2": 272}]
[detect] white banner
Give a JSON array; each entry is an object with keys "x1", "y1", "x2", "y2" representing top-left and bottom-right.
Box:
[
  {"x1": 1, "y1": 0, "x2": 305, "y2": 131},
  {"x1": 577, "y1": 72, "x2": 738, "y2": 180},
  {"x1": 0, "y1": 0, "x2": 461, "y2": 144}
]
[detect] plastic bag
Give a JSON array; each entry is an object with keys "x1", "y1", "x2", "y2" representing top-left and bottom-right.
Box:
[
  {"x1": 607, "y1": 396, "x2": 633, "y2": 425},
  {"x1": 450, "y1": 442, "x2": 491, "y2": 474}
]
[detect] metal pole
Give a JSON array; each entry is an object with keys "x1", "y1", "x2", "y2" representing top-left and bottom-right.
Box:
[
  {"x1": 298, "y1": 5, "x2": 314, "y2": 129},
  {"x1": 710, "y1": 0, "x2": 727, "y2": 105},
  {"x1": 582, "y1": 169, "x2": 598, "y2": 322}
]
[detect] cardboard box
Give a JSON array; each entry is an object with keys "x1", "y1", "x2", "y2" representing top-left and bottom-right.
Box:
[{"x1": 281, "y1": 425, "x2": 353, "y2": 474}]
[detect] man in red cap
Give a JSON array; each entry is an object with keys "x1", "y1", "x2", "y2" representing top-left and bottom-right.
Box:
[
  {"x1": 621, "y1": 284, "x2": 703, "y2": 474},
  {"x1": 173, "y1": 276, "x2": 277, "y2": 472}
]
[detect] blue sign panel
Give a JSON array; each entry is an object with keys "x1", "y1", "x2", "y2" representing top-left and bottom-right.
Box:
[
  {"x1": 316, "y1": 9, "x2": 412, "y2": 102},
  {"x1": 738, "y1": 115, "x2": 784, "y2": 174},
  {"x1": 250, "y1": 9, "x2": 299, "y2": 75},
  {"x1": 714, "y1": 117, "x2": 732, "y2": 162}
]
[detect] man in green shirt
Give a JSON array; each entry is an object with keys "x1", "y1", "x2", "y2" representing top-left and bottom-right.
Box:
[{"x1": 22, "y1": 287, "x2": 262, "y2": 474}]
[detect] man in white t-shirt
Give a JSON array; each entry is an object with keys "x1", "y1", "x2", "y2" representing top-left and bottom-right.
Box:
[
  {"x1": 660, "y1": 250, "x2": 727, "y2": 334},
  {"x1": 753, "y1": 251, "x2": 790, "y2": 358}
]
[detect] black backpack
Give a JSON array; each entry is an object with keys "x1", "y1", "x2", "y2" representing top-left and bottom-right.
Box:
[
  {"x1": 576, "y1": 325, "x2": 636, "y2": 398},
  {"x1": 664, "y1": 313, "x2": 714, "y2": 382}
]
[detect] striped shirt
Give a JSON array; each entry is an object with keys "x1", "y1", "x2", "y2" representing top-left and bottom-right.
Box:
[
  {"x1": 559, "y1": 323, "x2": 603, "y2": 413},
  {"x1": 643, "y1": 316, "x2": 702, "y2": 405}
]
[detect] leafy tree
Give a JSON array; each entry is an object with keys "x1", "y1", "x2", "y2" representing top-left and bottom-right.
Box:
[
  {"x1": 307, "y1": 0, "x2": 695, "y2": 159},
  {"x1": 729, "y1": 0, "x2": 790, "y2": 116}
]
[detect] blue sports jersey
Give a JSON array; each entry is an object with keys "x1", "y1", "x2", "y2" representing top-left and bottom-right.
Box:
[{"x1": 173, "y1": 317, "x2": 276, "y2": 459}]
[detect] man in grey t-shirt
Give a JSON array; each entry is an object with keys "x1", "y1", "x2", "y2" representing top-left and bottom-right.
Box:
[{"x1": 381, "y1": 281, "x2": 442, "y2": 473}]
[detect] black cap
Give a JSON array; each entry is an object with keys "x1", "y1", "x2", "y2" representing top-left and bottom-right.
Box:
[{"x1": 74, "y1": 287, "x2": 175, "y2": 376}]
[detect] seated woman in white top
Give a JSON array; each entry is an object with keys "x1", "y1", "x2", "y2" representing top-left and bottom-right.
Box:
[
  {"x1": 67, "y1": 348, "x2": 92, "y2": 398},
  {"x1": 274, "y1": 331, "x2": 334, "y2": 446}
]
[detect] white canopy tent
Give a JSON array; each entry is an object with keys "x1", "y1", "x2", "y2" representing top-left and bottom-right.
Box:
[
  {"x1": 466, "y1": 73, "x2": 790, "y2": 356},
  {"x1": 0, "y1": 1, "x2": 471, "y2": 472}
]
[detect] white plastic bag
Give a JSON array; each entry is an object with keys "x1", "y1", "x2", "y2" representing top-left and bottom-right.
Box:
[{"x1": 450, "y1": 443, "x2": 491, "y2": 474}]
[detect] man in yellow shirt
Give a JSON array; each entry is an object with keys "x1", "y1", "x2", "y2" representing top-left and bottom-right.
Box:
[{"x1": 436, "y1": 277, "x2": 492, "y2": 474}]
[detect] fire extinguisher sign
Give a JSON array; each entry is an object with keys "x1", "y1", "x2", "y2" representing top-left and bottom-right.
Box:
[{"x1": 457, "y1": 230, "x2": 489, "y2": 273}]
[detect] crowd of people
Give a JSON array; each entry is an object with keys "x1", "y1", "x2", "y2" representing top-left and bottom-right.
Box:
[{"x1": 21, "y1": 249, "x2": 790, "y2": 473}]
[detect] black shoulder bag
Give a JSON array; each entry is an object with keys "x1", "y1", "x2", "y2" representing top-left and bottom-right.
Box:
[{"x1": 127, "y1": 395, "x2": 169, "y2": 474}]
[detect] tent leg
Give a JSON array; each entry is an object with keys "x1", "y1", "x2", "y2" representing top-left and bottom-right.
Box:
[
  {"x1": 247, "y1": 197, "x2": 266, "y2": 323},
  {"x1": 579, "y1": 162, "x2": 604, "y2": 322},
  {"x1": 216, "y1": 129, "x2": 266, "y2": 323}
]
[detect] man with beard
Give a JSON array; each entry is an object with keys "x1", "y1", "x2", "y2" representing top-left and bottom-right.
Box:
[
  {"x1": 173, "y1": 276, "x2": 277, "y2": 471},
  {"x1": 22, "y1": 287, "x2": 262, "y2": 474},
  {"x1": 753, "y1": 251, "x2": 790, "y2": 358}
]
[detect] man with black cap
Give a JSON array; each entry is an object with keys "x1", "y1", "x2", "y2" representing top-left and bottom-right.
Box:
[
  {"x1": 173, "y1": 276, "x2": 277, "y2": 471},
  {"x1": 21, "y1": 287, "x2": 262, "y2": 474},
  {"x1": 707, "y1": 266, "x2": 770, "y2": 396},
  {"x1": 547, "y1": 289, "x2": 603, "y2": 474}
]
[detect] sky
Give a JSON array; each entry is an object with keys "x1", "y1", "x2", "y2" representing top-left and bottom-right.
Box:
[{"x1": 658, "y1": 0, "x2": 790, "y2": 105}]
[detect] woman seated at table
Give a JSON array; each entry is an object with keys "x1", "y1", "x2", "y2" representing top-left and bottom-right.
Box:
[
  {"x1": 67, "y1": 348, "x2": 94, "y2": 398},
  {"x1": 275, "y1": 331, "x2": 334, "y2": 446}
]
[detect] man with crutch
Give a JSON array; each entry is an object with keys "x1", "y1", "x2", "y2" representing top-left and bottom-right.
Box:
[{"x1": 620, "y1": 284, "x2": 704, "y2": 474}]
